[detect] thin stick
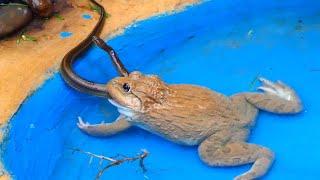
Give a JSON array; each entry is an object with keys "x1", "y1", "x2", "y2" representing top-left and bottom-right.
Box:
[
  {"x1": 71, "y1": 148, "x2": 149, "y2": 179},
  {"x1": 72, "y1": 148, "x2": 118, "y2": 162}
]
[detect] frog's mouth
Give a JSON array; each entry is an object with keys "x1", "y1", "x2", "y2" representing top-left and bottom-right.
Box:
[{"x1": 108, "y1": 99, "x2": 135, "y2": 117}]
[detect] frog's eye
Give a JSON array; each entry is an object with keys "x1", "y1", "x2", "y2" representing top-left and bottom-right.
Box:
[{"x1": 122, "y1": 83, "x2": 131, "y2": 92}]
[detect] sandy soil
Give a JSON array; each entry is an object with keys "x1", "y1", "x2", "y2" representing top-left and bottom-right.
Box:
[
  {"x1": 0, "y1": 0, "x2": 198, "y2": 178},
  {"x1": 0, "y1": 0, "x2": 198, "y2": 126}
]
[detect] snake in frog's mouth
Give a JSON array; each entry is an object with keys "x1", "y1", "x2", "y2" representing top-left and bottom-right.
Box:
[
  {"x1": 60, "y1": 5, "x2": 130, "y2": 98},
  {"x1": 59, "y1": 2, "x2": 134, "y2": 113}
]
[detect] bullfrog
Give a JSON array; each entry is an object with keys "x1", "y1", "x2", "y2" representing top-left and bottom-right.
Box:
[
  {"x1": 59, "y1": 2, "x2": 303, "y2": 179},
  {"x1": 78, "y1": 67, "x2": 302, "y2": 180}
]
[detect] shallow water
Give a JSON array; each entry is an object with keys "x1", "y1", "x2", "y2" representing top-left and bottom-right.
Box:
[{"x1": 2, "y1": 0, "x2": 320, "y2": 179}]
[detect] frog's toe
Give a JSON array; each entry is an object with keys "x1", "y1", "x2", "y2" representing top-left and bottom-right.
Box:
[
  {"x1": 259, "y1": 77, "x2": 284, "y2": 90},
  {"x1": 77, "y1": 116, "x2": 90, "y2": 129},
  {"x1": 258, "y1": 78, "x2": 297, "y2": 101},
  {"x1": 259, "y1": 77, "x2": 276, "y2": 88},
  {"x1": 257, "y1": 86, "x2": 277, "y2": 95},
  {"x1": 276, "y1": 80, "x2": 290, "y2": 89}
]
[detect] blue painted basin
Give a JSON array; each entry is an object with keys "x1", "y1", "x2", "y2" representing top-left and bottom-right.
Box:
[{"x1": 2, "y1": 0, "x2": 320, "y2": 179}]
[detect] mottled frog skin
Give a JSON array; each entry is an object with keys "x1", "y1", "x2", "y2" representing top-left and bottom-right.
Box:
[{"x1": 78, "y1": 71, "x2": 302, "y2": 180}]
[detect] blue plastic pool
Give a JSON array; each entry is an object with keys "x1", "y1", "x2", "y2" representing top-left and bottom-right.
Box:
[{"x1": 2, "y1": 0, "x2": 320, "y2": 179}]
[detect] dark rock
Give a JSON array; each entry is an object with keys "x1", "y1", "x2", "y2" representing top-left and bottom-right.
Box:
[
  {"x1": 22, "y1": 0, "x2": 54, "y2": 17},
  {"x1": 52, "y1": 0, "x2": 71, "y2": 13},
  {"x1": 0, "y1": 4, "x2": 33, "y2": 38}
]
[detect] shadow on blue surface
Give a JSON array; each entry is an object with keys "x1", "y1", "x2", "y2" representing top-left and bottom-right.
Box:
[{"x1": 2, "y1": 0, "x2": 320, "y2": 179}]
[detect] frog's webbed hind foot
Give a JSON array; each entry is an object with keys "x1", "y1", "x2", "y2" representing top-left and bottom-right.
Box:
[
  {"x1": 77, "y1": 116, "x2": 131, "y2": 137},
  {"x1": 245, "y1": 78, "x2": 302, "y2": 114}
]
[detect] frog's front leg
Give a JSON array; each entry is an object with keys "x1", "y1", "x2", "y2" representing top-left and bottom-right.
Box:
[
  {"x1": 77, "y1": 115, "x2": 131, "y2": 137},
  {"x1": 198, "y1": 129, "x2": 274, "y2": 180},
  {"x1": 244, "y1": 77, "x2": 303, "y2": 114}
]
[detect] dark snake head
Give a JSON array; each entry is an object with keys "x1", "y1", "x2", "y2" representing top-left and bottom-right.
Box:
[{"x1": 92, "y1": 36, "x2": 129, "y2": 77}]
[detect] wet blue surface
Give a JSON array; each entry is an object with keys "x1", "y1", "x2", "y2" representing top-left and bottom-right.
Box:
[{"x1": 2, "y1": 0, "x2": 320, "y2": 179}]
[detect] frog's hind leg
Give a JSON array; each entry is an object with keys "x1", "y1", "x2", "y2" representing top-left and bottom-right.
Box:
[
  {"x1": 244, "y1": 78, "x2": 302, "y2": 114},
  {"x1": 198, "y1": 129, "x2": 274, "y2": 180},
  {"x1": 230, "y1": 94, "x2": 259, "y2": 127}
]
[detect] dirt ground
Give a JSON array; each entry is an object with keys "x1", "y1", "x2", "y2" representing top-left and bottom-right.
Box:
[{"x1": 0, "y1": 0, "x2": 198, "y2": 178}]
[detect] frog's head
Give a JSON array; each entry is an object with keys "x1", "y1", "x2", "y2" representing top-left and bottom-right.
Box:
[{"x1": 106, "y1": 71, "x2": 169, "y2": 116}]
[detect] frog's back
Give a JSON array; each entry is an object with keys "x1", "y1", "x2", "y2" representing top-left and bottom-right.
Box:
[
  {"x1": 165, "y1": 84, "x2": 240, "y2": 126},
  {"x1": 138, "y1": 84, "x2": 242, "y2": 145}
]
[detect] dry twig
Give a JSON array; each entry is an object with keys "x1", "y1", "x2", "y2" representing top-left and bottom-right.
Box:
[{"x1": 71, "y1": 148, "x2": 149, "y2": 179}]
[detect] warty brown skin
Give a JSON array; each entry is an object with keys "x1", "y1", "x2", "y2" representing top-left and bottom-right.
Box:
[{"x1": 78, "y1": 71, "x2": 303, "y2": 180}]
